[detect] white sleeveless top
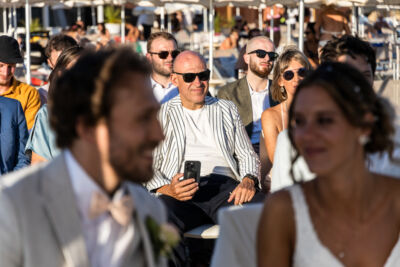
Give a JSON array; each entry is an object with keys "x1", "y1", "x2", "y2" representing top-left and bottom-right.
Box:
[{"x1": 288, "y1": 184, "x2": 400, "y2": 267}]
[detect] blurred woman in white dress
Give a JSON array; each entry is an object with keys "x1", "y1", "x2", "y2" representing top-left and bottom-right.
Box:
[{"x1": 257, "y1": 62, "x2": 400, "y2": 267}]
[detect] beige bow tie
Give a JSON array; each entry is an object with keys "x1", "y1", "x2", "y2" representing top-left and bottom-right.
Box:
[{"x1": 89, "y1": 191, "x2": 134, "y2": 226}]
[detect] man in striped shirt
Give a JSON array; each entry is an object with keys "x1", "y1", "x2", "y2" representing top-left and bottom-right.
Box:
[{"x1": 146, "y1": 51, "x2": 265, "y2": 266}]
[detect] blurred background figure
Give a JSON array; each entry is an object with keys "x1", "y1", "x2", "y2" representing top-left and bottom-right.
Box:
[
  {"x1": 314, "y1": 4, "x2": 351, "y2": 50},
  {"x1": 263, "y1": 4, "x2": 285, "y2": 48},
  {"x1": 220, "y1": 29, "x2": 240, "y2": 50},
  {"x1": 26, "y1": 46, "x2": 84, "y2": 164},
  {"x1": 303, "y1": 23, "x2": 319, "y2": 69},
  {"x1": 96, "y1": 22, "x2": 111, "y2": 48},
  {"x1": 258, "y1": 62, "x2": 400, "y2": 267},
  {"x1": 260, "y1": 47, "x2": 311, "y2": 187}
]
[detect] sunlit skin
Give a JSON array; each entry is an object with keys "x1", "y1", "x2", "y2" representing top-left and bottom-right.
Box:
[
  {"x1": 292, "y1": 85, "x2": 365, "y2": 175},
  {"x1": 146, "y1": 37, "x2": 177, "y2": 88},
  {"x1": 171, "y1": 51, "x2": 209, "y2": 110},
  {"x1": 257, "y1": 85, "x2": 400, "y2": 267},
  {"x1": 0, "y1": 62, "x2": 16, "y2": 93},
  {"x1": 261, "y1": 59, "x2": 307, "y2": 163},
  {"x1": 47, "y1": 50, "x2": 62, "y2": 69}
]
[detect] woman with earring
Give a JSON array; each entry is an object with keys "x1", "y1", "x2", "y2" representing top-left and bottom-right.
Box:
[
  {"x1": 257, "y1": 62, "x2": 400, "y2": 267},
  {"x1": 261, "y1": 47, "x2": 311, "y2": 168}
]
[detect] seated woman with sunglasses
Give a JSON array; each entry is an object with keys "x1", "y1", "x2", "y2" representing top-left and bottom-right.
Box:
[
  {"x1": 257, "y1": 62, "x2": 400, "y2": 267},
  {"x1": 260, "y1": 47, "x2": 311, "y2": 174}
]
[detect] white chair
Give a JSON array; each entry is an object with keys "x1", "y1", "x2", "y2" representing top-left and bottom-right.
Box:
[
  {"x1": 184, "y1": 224, "x2": 220, "y2": 239},
  {"x1": 210, "y1": 204, "x2": 264, "y2": 267}
]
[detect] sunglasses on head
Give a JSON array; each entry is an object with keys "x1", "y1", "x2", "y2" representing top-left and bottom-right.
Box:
[
  {"x1": 282, "y1": 67, "x2": 308, "y2": 81},
  {"x1": 248, "y1": 49, "x2": 279, "y2": 61},
  {"x1": 173, "y1": 69, "x2": 211, "y2": 83},
  {"x1": 149, "y1": 50, "x2": 180, "y2": 59}
]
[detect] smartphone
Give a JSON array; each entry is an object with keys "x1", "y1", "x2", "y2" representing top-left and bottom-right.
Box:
[{"x1": 183, "y1": 161, "x2": 201, "y2": 183}]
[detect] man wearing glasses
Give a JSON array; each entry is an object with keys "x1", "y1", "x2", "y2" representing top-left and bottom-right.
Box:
[
  {"x1": 146, "y1": 51, "x2": 265, "y2": 266},
  {"x1": 218, "y1": 36, "x2": 279, "y2": 154},
  {"x1": 146, "y1": 32, "x2": 180, "y2": 103}
]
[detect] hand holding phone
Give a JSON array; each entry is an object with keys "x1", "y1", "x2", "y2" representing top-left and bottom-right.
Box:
[{"x1": 184, "y1": 161, "x2": 201, "y2": 183}]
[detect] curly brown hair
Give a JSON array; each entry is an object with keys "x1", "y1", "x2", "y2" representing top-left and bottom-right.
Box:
[
  {"x1": 288, "y1": 62, "x2": 395, "y2": 182},
  {"x1": 49, "y1": 47, "x2": 152, "y2": 148},
  {"x1": 271, "y1": 46, "x2": 312, "y2": 102}
]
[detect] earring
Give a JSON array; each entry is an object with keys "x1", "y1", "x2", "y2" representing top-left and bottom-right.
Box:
[
  {"x1": 280, "y1": 86, "x2": 285, "y2": 93},
  {"x1": 358, "y1": 135, "x2": 370, "y2": 146}
]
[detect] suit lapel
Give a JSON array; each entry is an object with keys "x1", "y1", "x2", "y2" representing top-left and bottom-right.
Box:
[
  {"x1": 207, "y1": 99, "x2": 240, "y2": 178},
  {"x1": 169, "y1": 98, "x2": 185, "y2": 172},
  {"x1": 128, "y1": 186, "x2": 156, "y2": 267},
  {"x1": 237, "y1": 77, "x2": 253, "y2": 126},
  {"x1": 40, "y1": 154, "x2": 89, "y2": 267}
]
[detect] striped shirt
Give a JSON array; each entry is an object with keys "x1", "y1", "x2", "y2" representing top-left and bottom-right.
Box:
[{"x1": 145, "y1": 95, "x2": 260, "y2": 191}]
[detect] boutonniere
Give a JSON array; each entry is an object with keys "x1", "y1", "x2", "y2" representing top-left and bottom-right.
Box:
[{"x1": 145, "y1": 216, "x2": 180, "y2": 262}]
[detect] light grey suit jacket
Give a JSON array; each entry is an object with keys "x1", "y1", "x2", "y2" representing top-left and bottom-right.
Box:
[{"x1": 0, "y1": 153, "x2": 167, "y2": 267}]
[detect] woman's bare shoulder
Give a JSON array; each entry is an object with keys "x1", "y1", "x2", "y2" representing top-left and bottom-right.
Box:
[{"x1": 262, "y1": 103, "x2": 282, "y2": 121}]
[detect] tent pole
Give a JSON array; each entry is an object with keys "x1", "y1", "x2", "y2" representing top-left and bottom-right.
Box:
[
  {"x1": 91, "y1": 4, "x2": 96, "y2": 26},
  {"x1": 3, "y1": 8, "x2": 7, "y2": 34},
  {"x1": 121, "y1": 4, "x2": 125, "y2": 44},
  {"x1": 209, "y1": 0, "x2": 213, "y2": 79},
  {"x1": 25, "y1": 0, "x2": 31, "y2": 85},
  {"x1": 298, "y1": 0, "x2": 305, "y2": 52},
  {"x1": 203, "y1": 6, "x2": 208, "y2": 33},
  {"x1": 269, "y1": 6, "x2": 274, "y2": 43},
  {"x1": 42, "y1": 6, "x2": 50, "y2": 29},
  {"x1": 8, "y1": 7, "x2": 12, "y2": 34},
  {"x1": 286, "y1": 8, "x2": 291, "y2": 45},
  {"x1": 77, "y1": 7, "x2": 82, "y2": 21},
  {"x1": 160, "y1": 7, "x2": 165, "y2": 30},
  {"x1": 13, "y1": 6, "x2": 17, "y2": 38},
  {"x1": 258, "y1": 6, "x2": 262, "y2": 31}
]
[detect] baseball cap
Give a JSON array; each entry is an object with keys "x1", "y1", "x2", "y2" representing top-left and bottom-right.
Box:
[{"x1": 0, "y1": 35, "x2": 23, "y2": 64}]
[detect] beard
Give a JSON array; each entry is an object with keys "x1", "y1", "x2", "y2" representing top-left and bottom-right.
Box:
[
  {"x1": 108, "y1": 132, "x2": 158, "y2": 184},
  {"x1": 249, "y1": 60, "x2": 273, "y2": 78},
  {"x1": 152, "y1": 60, "x2": 172, "y2": 77}
]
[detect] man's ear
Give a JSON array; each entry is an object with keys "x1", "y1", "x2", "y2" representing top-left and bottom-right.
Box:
[
  {"x1": 243, "y1": 53, "x2": 250, "y2": 65},
  {"x1": 171, "y1": 73, "x2": 179, "y2": 87},
  {"x1": 146, "y1": 53, "x2": 152, "y2": 62},
  {"x1": 75, "y1": 117, "x2": 97, "y2": 144}
]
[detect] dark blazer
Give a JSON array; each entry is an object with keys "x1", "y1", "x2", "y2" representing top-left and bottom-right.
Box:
[
  {"x1": 0, "y1": 96, "x2": 30, "y2": 174},
  {"x1": 217, "y1": 77, "x2": 279, "y2": 139}
]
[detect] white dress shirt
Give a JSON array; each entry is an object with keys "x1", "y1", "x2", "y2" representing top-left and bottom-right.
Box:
[
  {"x1": 179, "y1": 106, "x2": 235, "y2": 178},
  {"x1": 151, "y1": 77, "x2": 179, "y2": 104},
  {"x1": 247, "y1": 79, "x2": 271, "y2": 144},
  {"x1": 64, "y1": 150, "x2": 135, "y2": 267}
]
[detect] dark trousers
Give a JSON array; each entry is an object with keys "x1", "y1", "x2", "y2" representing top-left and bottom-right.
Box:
[{"x1": 159, "y1": 174, "x2": 265, "y2": 266}]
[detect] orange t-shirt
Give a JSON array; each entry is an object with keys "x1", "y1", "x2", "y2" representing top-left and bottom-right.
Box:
[{"x1": 1, "y1": 78, "x2": 41, "y2": 130}]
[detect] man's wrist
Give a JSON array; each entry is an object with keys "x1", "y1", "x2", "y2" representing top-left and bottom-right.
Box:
[{"x1": 243, "y1": 174, "x2": 259, "y2": 188}]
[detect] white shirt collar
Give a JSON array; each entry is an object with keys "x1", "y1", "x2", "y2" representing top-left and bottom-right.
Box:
[
  {"x1": 150, "y1": 76, "x2": 175, "y2": 90},
  {"x1": 246, "y1": 77, "x2": 270, "y2": 95},
  {"x1": 64, "y1": 149, "x2": 105, "y2": 221}
]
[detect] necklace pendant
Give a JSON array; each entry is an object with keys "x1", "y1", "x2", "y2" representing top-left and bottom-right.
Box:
[{"x1": 338, "y1": 252, "x2": 345, "y2": 259}]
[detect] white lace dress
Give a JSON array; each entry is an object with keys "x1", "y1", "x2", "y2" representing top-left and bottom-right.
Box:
[{"x1": 288, "y1": 184, "x2": 400, "y2": 267}]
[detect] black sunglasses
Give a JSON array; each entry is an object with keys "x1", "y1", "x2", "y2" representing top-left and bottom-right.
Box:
[
  {"x1": 149, "y1": 50, "x2": 180, "y2": 59},
  {"x1": 248, "y1": 49, "x2": 279, "y2": 61},
  {"x1": 282, "y1": 67, "x2": 308, "y2": 81},
  {"x1": 173, "y1": 69, "x2": 211, "y2": 83}
]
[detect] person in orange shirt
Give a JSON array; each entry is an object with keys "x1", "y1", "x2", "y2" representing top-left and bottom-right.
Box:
[{"x1": 0, "y1": 35, "x2": 41, "y2": 130}]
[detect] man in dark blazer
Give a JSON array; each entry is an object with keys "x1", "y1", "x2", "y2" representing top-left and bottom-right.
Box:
[
  {"x1": 0, "y1": 96, "x2": 29, "y2": 174},
  {"x1": 218, "y1": 36, "x2": 279, "y2": 154}
]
